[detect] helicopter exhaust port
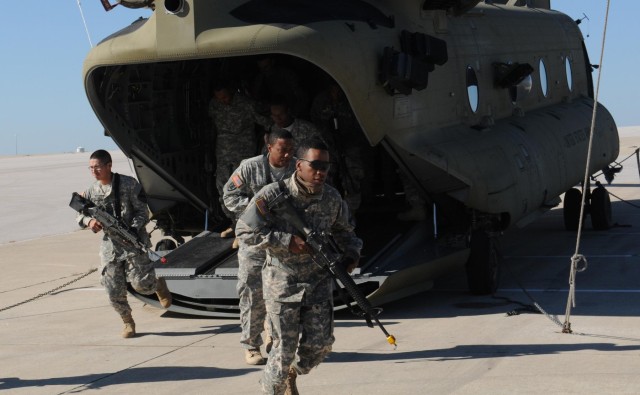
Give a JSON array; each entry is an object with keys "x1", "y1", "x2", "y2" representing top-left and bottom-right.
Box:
[{"x1": 164, "y1": 0, "x2": 184, "y2": 15}]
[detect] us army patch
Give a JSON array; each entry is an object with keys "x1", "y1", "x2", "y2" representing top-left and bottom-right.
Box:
[
  {"x1": 227, "y1": 174, "x2": 243, "y2": 191},
  {"x1": 255, "y1": 197, "x2": 268, "y2": 216}
]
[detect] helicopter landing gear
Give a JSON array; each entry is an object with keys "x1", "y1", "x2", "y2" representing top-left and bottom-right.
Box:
[
  {"x1": 465, "y1": 230, "x2": 502, "y2": 295},
  {"x1": 563, "y1": 183, "x2": 612, "y2": 231}
]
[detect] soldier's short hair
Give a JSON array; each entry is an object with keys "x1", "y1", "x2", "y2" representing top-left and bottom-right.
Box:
[
  {"x1": 296, "y1": 138, "x2": 328, "y2": 159},
  {"x1": 212, "y1": 79, "x2": 236, "y2": 93},
  {"x1": 90, "y1": 149, "x2": 112, "y2": 165},
  {"x1": 267, "y1": 129, "x2": 294, "y2": 145}
]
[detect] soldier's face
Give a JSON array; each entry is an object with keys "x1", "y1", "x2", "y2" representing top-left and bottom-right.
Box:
[
  {"x1": 213, "y1": 89, "x2": 232, "y2": 105},
  {"x1": 296, "y1": 148, "x2": 330, "y2": 187},
  {"x1": 89, "y1": 159, "x2": 111, "y2": 183},
  {"x1": 270, "y1": 105, "x2": 291, "y2": 128},
  {"x1": 268, "y1": 138, "x2": 294, "y2": 168}
]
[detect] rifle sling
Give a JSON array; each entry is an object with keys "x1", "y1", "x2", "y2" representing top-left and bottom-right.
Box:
[
  {"x1": 264, "y1": 154, "x2": 273, "y2": 184},
  {"x1": 112, "y1": 173, "x2": 121, "y2": 220}
]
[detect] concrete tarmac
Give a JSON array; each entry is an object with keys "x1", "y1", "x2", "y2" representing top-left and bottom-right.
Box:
[{"x1": 1, "y1": 130, "x2": 640, "y2": 395}]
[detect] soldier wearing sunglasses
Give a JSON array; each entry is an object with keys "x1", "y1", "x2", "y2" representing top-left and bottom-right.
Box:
[{"x1": 236, "y1": 138, "x2": 362, "y2": 395}]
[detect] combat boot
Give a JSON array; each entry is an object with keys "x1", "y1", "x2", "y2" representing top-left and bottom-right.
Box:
[
  {"x1": 156, "y1": 277, "x2": 172, "y2": 308},
  {"x1": 244, "y1": 348, "x2": 266, "y2": 365},
  {"x1": 284, "y1": 367, "x2": 299, "y2": 395},
  {"x1": 122, "y1": 314, "x2": 136, "y2": 338}
]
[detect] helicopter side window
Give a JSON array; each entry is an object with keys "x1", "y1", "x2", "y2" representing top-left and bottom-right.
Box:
[
  {"x1": 565, "y1": 56, "x2": 573, "y2": 92},
  {"x1": 466, "y1": 66, "x2": 479, "y2": 113},
  {"x1": 539, "y1": 58, "x2": 549, "y2": 97}
]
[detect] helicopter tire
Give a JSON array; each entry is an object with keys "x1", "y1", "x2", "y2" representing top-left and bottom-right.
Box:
[
  {"x1": 155, "y1": 238, "x2": 177, "y2": 252},
  {"x1": 590, "y1": 186, "x2": 612, "y2": 230},
  {"x1": 465, "y1": 230, "x2": 501, "y2": 295},
  {"x1": 563, "y1": 187, "x2": 582, "y2": 231}
]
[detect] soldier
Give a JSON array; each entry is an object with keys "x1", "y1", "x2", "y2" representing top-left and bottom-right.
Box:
[
  {"x1": 76, "y1": 149, "x2": 172, "y2": 338},
  {"x1": 252, "y1": 55, "x2": 309, "y2": 118},
  {"x1": 397, "y1": 172, "x2": 427, "y2": 221},
  {"x1": 208, "y1": 81, "x2": 269, "y2": 238},
  {"x1": 310, "y1": 82, "x2": 371, "y2": 212},
  {"x1": 222, "y1": 129, "x2": 296, "y2": 365},
  {"x1": 236, "y1": 139, "x2": 362, "y2": 395},
  {"x1": 268, "y1": 97, "x2": 328, "y2": 151}
]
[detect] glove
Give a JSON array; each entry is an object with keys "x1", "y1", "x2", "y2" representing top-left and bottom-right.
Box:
[{"x1": 341, "y1": 257, "x2": 359, "y2": 274}]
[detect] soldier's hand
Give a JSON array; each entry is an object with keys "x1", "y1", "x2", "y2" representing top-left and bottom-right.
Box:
[
  {"x1": 342, "y1": 257, "x2": 359, "y2": 274},
  {"x1": 289, "y1": 235, "x2": 309, "y2": 254},
  {"x1": 88, "y1": 219, "x2": 103, "y2": 233}
]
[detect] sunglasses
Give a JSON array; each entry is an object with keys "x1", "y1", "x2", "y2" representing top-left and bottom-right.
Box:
[{"x1": 296, "y1": 157, "x2": 332, "y2": 171}]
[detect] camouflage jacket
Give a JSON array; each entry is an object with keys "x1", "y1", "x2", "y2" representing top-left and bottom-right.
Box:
[
  {"x1": 310, "y1": 89, "x2": 368, "y2": 149},
  {"x1": 208, "y1": 93, "x2": 269, "y2": 157},
  {"x1": 223, "y1": 154, "x2": 296, "y2": 220},
  {"x1": 270, "y1": 118, "x2": 327, "y2": 148},
  {"x1": 236, "y1": 173, "x2": 362, "y2": 304},
  {"x1": 76, "y1": 173, "x2": 150, "y2": 262}
]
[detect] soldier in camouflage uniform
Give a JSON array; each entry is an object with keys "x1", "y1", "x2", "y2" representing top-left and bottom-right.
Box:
[
  {"x1": 223, "y1": 129, "x2": 296, "y2": 366},
  {"x1": 252, "y1": 56, "x2": 309, "y2": 118},
  {"x1": 267, "y1": 98, "x2": 328, "y2": 151},
  {"x1": 236, "y1": 139, "x2": 362, "y2": 395},
  {"x1": 310, "y1": 82, "x2": 371, "y2": 212},
  {"x1": 76, "y1": 150, "x2": 172, "y2": 338},
  {"x1": 209, "y1": 82, "x2": 270, "y2": 237}
]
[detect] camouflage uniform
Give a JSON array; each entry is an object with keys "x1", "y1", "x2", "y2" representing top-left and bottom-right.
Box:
[
  {"x1": 270, "y1": 118, "x2": 326, "y2": 151},
  {"x1": 253, "y1": 64, "x2": 309, "y2": 117},
  {"x1": 76, "y1": 174, "x2": 157, "y2": 318},
  {"x1": 236, "y1": 173, "x2": 362, "y2": 395},
  {"x1": 222, "y1": 154, "x2": 296, "y2": 352},
  {"x1": 310, "y1": 89, "x2": 370, "y2": 212},
  {"x1": 208, "y1": 93, "x2": 269, "y2": 198}
]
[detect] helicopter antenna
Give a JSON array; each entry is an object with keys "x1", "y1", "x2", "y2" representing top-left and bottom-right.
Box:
[
  {"x1": 575, "y1": 13, "x2": 590, "y2": 37},
  {"x1": 76, "y1": 0, "x2": 94, "y2": 48}
]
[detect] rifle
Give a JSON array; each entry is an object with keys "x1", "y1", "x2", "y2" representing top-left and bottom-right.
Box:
[
  {"x1": 267, "y1": 185, "x2": 397, "y2": 348},
  {"x1": 69, "y1": 192, "x2": 167, "y2": 264}
]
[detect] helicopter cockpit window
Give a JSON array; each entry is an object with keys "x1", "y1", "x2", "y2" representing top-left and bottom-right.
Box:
[
  {"x1": 565, "y1": 56, "x2": 573, "y2": 92},
  {"x1": 539, "y1": 58, "x2": 548, "y2": 97},
  {"x1": 466, "y1": 66, "x2": 479, "y2": 113}
]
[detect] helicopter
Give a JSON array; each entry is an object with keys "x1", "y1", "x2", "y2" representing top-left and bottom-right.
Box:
[{"x1": 83, "y1": 0, "x2": 619, "y2": 316}]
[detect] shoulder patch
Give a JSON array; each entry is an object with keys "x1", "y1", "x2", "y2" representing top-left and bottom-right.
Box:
[
  {"x1": 227, "y1": 174, "x2": 243, "y2": 191},
  {"x1": 232, "y1": 174, "x2": 243, "y2": 188},
  {"x1": 255, "y1": 197, "x2": 269, "y2": 216}
]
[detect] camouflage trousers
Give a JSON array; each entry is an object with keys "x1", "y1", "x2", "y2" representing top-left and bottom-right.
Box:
[
  {"x1": 237, "y1": 252, "x2": 267, "y2": 349},
  {"x1": 100, "y1": 253, "x2": 158, "y2": 318},
  {"x1": 261, "y1": 299, "x2": 334, "y2": 395}
]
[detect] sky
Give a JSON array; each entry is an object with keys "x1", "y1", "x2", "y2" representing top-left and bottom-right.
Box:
[{"x1": 0, "y1": 1, "x2": 637, "y2": 156}]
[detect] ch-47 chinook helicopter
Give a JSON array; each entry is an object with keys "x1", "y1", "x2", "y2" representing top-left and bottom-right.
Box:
[{"x1": 83, "y1": 0, "x2": 619, "y2": 317}]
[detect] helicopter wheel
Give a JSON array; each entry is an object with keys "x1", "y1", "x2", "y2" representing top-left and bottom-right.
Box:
[
  {"x1": 155, "y1": 238, "x2": 177, "y2": 252},
  {"x1": 563, "y1": 187, "x2": 582, "y2": 231},
  {"x1": 465, "y1": 230, "x2": 501, "y2": 295},
  {"x1": 590, "y1": 186, "x2": 612, "y2": 230}
]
